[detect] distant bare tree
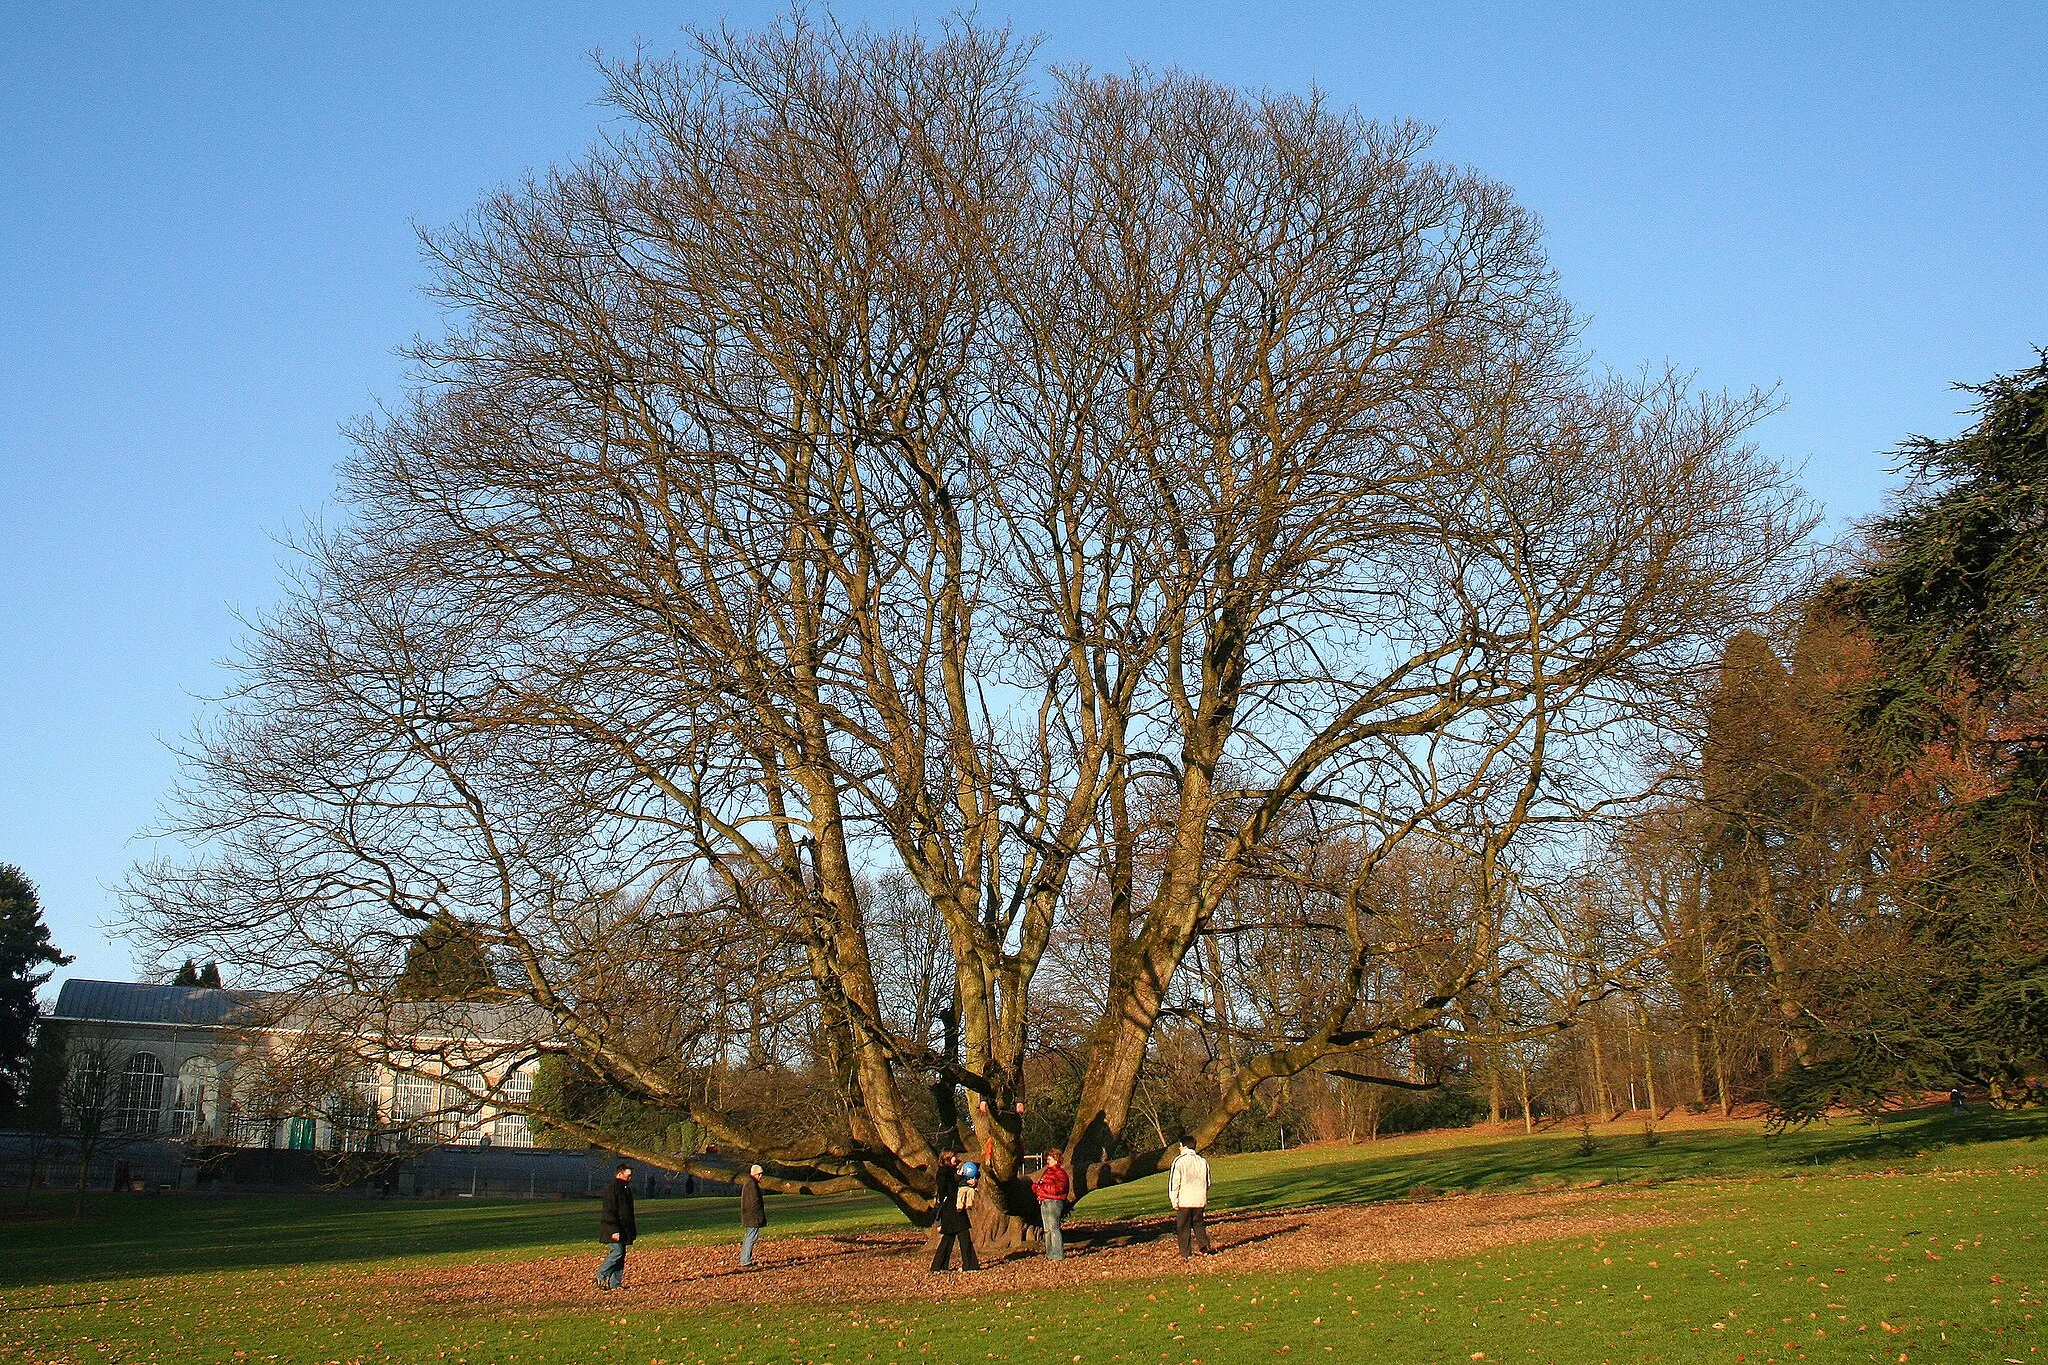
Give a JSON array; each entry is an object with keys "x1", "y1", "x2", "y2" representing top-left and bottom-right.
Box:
[
  {"x1": 122, "y1": 14, "x2": 1810, "y2": 1242},
  {"x1": 58, "y1": 1030, "x2": 124, "y2": 1214}
]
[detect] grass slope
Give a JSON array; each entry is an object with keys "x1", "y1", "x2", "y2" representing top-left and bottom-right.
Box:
[{"x1": 1085, "y1": 1104, "x2": 2048, "y2": 1220}]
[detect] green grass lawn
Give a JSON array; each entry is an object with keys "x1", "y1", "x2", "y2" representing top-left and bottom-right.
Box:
[{"x1": 4, "y1": 1108, "x2": 2042, "y2": 1364}]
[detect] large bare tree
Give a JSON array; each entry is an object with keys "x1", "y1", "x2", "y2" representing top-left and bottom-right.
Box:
[{"x1": 124, "y1": 15, "x2": 1810, "y2": 1238}]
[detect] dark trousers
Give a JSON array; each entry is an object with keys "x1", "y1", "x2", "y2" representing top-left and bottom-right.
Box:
[
  {"x1": 1175, "y1": 1206, "x2": 1212, "y2": 1257},
  {"x1": 930, "y1": 1223, "x2": 980, "y2": 1272}
]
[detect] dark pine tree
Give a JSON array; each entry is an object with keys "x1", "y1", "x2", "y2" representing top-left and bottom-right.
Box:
[
  {"x1": 0, "y1": 865, "x2": 73, "y2": 1120},
  {"x1": 392, "y1": 918, "x2": 495, "y2": 1000}
]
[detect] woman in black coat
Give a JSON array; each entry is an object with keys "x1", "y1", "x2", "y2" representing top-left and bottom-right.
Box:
[{"x1": 928, "y1": 1152, "x2": 980, "y2": 1272}]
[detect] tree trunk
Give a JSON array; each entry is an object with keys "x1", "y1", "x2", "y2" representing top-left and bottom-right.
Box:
[
  {"x1": 1589, "y1": 1021, "x2": 1612, "y2": 1118},
  {"x1": 1690, "y1": 1027, "x2": 1708, "y2": 1110},
  {"x1": 1481, "y1": 957, "x2": 1504, "y2": 1124},
  {"x1": 1203, "y1": 931, "x2": 1239, "y2": 1081},
  {"x1": 932, "y1": 1002, "x2": 962, "y2": 1136},
  {"x1": 1067, "y1": 919, "x2": 1200, "y2": 1181},
  {"x1": 19, "y1": 1134, "x2": 39, "y2": 1210},
  {"x1": 1638, "y1": 1007, "x2": 1659, "y2": 1116},
  {"x1": 966, "y1": 1172, "x2": 1031, "y2": 1258},
  {"x1": 1486, "y1": 1040, "x2": 1504, "y2": 1125}
]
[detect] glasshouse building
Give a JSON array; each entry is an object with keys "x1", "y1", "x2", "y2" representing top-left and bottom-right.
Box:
[{"x1": 42, "y1": 979, "x2": 537, "y2": 1151}]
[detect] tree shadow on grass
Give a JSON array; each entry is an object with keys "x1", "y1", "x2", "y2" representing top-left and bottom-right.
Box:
[{"x1": 0, "y1": 1188, "x2": 895, "y2": 1291}]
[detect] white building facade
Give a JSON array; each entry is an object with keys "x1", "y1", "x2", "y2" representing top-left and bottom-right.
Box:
[{"x1": 47, "y1": 979, "x2": 536, "y2": 1151}]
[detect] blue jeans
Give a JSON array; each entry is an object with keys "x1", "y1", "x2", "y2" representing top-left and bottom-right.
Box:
[
  {"x1": 1039, "y1": 1199, "x2": 1065, "y2": 1260},
  {"x1": 595, "y1": 1238, "x2": 627, "y2": 1288},
  {"x1": 740, "y1": 1225, "x2": 762, "y2": 1266}
]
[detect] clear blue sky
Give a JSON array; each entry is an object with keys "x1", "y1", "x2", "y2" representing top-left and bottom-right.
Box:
[{"x1": 4, "y1": 3, "x2": 2043, "y2": 986}]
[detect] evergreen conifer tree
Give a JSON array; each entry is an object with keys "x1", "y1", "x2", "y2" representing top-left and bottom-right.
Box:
[
  {"x1": 0, "y1": 865, "x2": 73, "y2": 1120},
  {"x1": 392, "y1": 919, "x2": 494, "y2": 1000},
  {"x1": 1774, "y1": 356, "x2": 2048, "y2": 1113}
]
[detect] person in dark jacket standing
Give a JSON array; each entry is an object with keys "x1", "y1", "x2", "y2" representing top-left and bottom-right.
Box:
[
  {"x1": 595, "y1": 1162, "x2": 636, "y2": 1290},
  {"x1": 928, "y1": 1152, "x2": 980, "y2": 1272},
  {"x1": 739, "y1": 1163, "x2": 768, "y2": 1267}
]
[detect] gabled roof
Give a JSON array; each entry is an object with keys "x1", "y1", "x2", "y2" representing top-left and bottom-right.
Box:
[{"x1": 51, "y1": 978, "x2": 268, "y2": 1027}]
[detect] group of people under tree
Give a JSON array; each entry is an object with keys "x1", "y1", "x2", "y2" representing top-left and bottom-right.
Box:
[{"x1": 591, "y1": 1140, "x2": 1214, "y2": 1290}]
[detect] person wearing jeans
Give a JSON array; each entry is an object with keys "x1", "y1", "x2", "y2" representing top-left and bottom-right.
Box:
[
  {"x1": 738, "y1": 1164, "x2": 768, "y2": 1267},
  {"x1": 1031, "y1": 1148, "x2": 1071, "y2": 1261},
  {"x1": 595, "y1": 1162, "x2": 636, "y2": 1290}
]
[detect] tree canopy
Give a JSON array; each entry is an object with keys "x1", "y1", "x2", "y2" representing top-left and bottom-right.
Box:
[
  {"x1": 122, "y1": 15, "x2": 1808, "y2": 1232},
  {"x1": 172, "y1": 959, "x2": 226, "y2": 989}
]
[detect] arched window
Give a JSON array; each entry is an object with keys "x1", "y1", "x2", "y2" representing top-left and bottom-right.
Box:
[
  {"x1": 115, "y1": 1052, "x2": 166, "y2": 1135},
  {"x1": 491, "y1": 1067, "x2": 533, "y2": 1148},
  {"x1": 63, "y1": 1051, "x2": 108, "y2": 1130},
  {"x1": 171, "y1": 1057, "x2": 220, "y2": 1136}
]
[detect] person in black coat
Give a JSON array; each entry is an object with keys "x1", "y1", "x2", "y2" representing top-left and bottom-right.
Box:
[
  {"x1": 595, "y1": 1162, "x2": 637, "y2": 1290},
  {"x1": 739, "y1": 1163, "x2": 768, "y2": 1267},
  {"x1": 928, "y1": 1151, "x2": 980, "y2": 1272}
]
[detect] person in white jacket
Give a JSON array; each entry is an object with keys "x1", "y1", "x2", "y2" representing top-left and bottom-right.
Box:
[{"x1": 1166, "y1": 1136, "x2": 1214, "y2": 1258}]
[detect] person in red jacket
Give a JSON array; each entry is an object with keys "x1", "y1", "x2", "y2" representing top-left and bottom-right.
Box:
[{"x1": 1031, "y1": 1149, "x2": 1072, "y2": 1261}]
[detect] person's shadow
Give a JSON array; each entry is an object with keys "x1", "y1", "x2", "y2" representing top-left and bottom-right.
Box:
[{"x1": 1061, "y1": 1211, "x2": 1307, "y2": 1255}]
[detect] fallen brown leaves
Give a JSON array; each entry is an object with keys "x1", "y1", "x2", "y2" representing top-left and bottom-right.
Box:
[{"x1": 363, "y1": 1188, "x2": 1672, "y2": 1315}]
